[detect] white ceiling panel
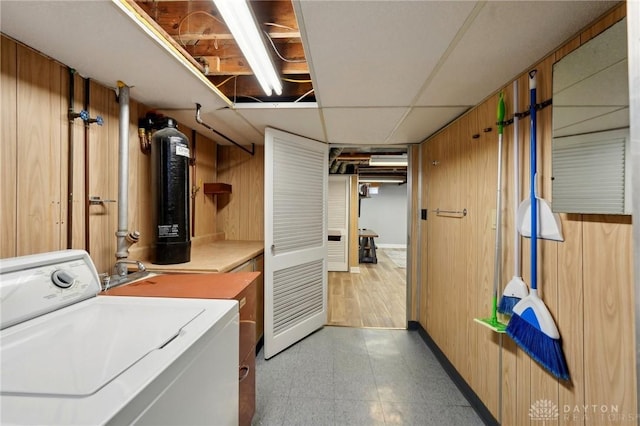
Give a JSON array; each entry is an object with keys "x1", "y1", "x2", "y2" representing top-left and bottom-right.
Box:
[
  {"x1": 235, "y1": 106, "x2": 326, "y2": 143},
  {"x1": 323, "y1": 107, "x2": 408, "y2": 144},
  {"x1": 1, "y1": 0, "x2": 623, "y2": 152},
  {"x1": 296, "y1": 0, "x2": 478, "y2": 107},
  {"x1": 388, "y1": 106, "x2": 469, "y2": 144},
  {"x1": 415, "y1": 1, "x2": 619, "y2": 106},
  {"x1": 0, "y1": 0, "x2": 230, "y2": 111}
]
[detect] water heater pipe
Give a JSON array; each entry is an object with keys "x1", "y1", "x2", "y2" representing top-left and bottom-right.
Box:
[
  {"x1": 83, "y1": 78, "x2": 93, "y2": 253},
  {"x1": 66, "y1": 68, "x2": 76, "y2": 249},
  {"x1": 115, "y1": 82, "x2": 138, "y2": 262}
]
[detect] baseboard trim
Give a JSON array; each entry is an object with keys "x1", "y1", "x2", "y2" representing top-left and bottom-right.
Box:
[
  {"x1": 349, "y1": 266, "x2": 360, "y2": 274},
  {"x1": 408, "y1": 321, "x2": 499, "y2": 426},
  {"x1": 376, "y1": 243, "x2": 406, "y2": 249}
]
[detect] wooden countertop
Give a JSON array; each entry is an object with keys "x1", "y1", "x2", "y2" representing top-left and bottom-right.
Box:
[
  {"x1": 137, "y1": 240, "x2": 264, "y2": 273},
  {"x1": 101, "y1": 272, "x2": 260, "y2": 299}
]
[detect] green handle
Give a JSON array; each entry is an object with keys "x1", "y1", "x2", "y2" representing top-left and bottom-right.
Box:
[{"x1": 497, "y1": 92, "x2": 505, "y2": 135}]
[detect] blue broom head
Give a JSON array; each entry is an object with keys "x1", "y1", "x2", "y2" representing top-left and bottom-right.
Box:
[
  {"x1": 498, "y1": 296, "x2": 520, "y2": 315},
  {"x1": 506, "y1": 293, "x2": 570, "y2": 381},
  {"x1": 498, "y1": 276, "x2": 529, "y2": 316}
]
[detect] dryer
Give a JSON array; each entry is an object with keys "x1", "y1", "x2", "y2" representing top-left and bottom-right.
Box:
[{"x1": 0, "y1": 250, "x2": 239, "y2": 425}]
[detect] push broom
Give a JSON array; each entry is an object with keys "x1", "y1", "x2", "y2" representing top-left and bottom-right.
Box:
[
  {"x1": 506, "y1": 71, "x2": 570, "y2": 381},
  {"x1": 498, "y1": 80, "x2": 528, "y2": 315},
  {"x1": 474, "y1": 92, "x2": 507, "y2": 333}
]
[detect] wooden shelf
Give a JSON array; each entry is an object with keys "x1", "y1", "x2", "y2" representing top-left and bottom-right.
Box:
[{"x1": 203, "y1": 183, "x2": 232, "y2": 194}]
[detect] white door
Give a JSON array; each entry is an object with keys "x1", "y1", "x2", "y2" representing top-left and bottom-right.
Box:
[
  {"x1": 328, "y1": 175, "x2": 349, "y2": 271},
  {"x1": 264, "y1": 127, "x2": 328, "y2": 359}
]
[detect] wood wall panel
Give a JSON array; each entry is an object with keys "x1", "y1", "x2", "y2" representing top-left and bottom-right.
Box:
[
  {"x1": 217, "y1": 145, "x2": 264, "y2": 241},
  {"x1": 87, "y1": 80, "x2": 118, "y2": 273},
  {"x1": 499, "y1": 78, "x2": 518, "y2": 426},
  {"x1": 417, "y1": 5, "x2": 634, "y2": 426},
  {"x1": 16, "y1": 45, "x2": 63, "y2": 255},
  {"x1": 349, "y1": 175, "x2": 359, "y2": 270},
  {"x1": 408, "y1": 144, "x2": 420, "y2": 321},
  {"x1": 557, "y1": 212, "x2": 584, "y2": 426},
  {"x1": 191, "y1": 131, "x2": 217, "y2": 239},
  {"x1": 1, "y1": 36, "x2": 229, "y2": 276},
  {"x1": 1, "y1": 36, "x2": 18, "y2": 258},
  {"x1": 583, "y1": 215, "x2": 634, "y2": 425},
  {"x1": 419, "y1": 141, "x2": 430, "y2": 326},
  {"x1": 70, "y1": 72, "x2": 86, "y2": 250},
  {"x1": 473, "y1": 96, "x2": 502, "y2": 418},
  {"x1": 216, "y1": 145, "x2": 238, "y2": 238}
]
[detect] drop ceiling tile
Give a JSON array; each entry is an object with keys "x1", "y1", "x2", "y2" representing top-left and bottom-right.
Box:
[
  {"x1": 236, "y1": 106, "x2": 326, "y2": 143},
  {"x1": 296, "y1": 1, "x2": 477, "y2": 107},
  {"x1": 388, "y1": 107, "x2": 469, "y2": 144},
  {"x1": 323, "y1": 107, "x2": 408, "y2": 145},
  {"x1": 416, "y1": 1, "x2": 619, "y2": 106}
]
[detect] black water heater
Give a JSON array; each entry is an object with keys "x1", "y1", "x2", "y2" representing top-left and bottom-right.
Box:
[{"x1": 151, "y1": 118, "x2": 191, "y2": 264}]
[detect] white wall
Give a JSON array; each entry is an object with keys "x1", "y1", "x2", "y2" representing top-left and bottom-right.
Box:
[{"x1": 358, "y1": 183, "x2": 407, "y2": 247}]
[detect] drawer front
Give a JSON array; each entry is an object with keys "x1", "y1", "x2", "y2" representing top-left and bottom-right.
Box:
[
  {"x1": 239, "y1": 320, "x2": 256, "y2": 362},
  {"x1": 236, "y1": 281, "x2": 257, "y2": 322},
  {"x1": 239, "y1": 349, "x2": 256, "y2": 426}
]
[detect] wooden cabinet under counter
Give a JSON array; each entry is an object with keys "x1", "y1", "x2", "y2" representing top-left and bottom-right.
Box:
[
  {"x1": 231, "y1": 254, "x2": 264, "y2": 347},
  {"x1": 100, "y1": 272, "x2": 259, "y2": 426}
]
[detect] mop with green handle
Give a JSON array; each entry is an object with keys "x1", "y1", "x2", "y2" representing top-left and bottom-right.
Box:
[
  {"x1": 498, "y1": 80, "x2": 529, "y2": 315},
  {"x1": 474, "y1": 92, "x2": 507, "y2": 333}
]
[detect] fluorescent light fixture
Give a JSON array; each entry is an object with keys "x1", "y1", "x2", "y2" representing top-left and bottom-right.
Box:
[
  {"x1": 359, "y1": 177, "x2": 405, "y2": 184},
  {"x1": 368, "y1": 154, "x2": 408, "y2": 167},
  {"x1": 213, "y1": 0, "x2": 282, "y2": 96}
]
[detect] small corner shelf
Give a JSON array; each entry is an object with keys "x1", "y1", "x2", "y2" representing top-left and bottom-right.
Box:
[{"x1": 203, "y1": 183, "x2": 232, "y2": 195}]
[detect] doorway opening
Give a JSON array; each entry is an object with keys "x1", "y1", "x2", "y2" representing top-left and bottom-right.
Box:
[{"x1": 326, "y1": 146, "x2": 408, "y2": 329}]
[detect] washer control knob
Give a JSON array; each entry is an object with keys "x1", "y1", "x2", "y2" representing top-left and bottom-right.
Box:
[{"x1": 51, "y1": 270, "x2": 75, "y2": 289}]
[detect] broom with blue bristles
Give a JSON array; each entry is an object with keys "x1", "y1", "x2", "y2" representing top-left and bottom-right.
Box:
[{"x1": 506, "y1": 70, "x2": 569, "y2": 381}]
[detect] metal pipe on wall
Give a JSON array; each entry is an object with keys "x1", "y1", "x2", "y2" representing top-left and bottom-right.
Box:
[
  {"x1": 83, "y1": 78, "x2": 91, "y2": 253},
  {"x1": 115, "y1": 81, "x2": 132, "y2": 263},
  {"x1": 66, "y1": 68, "x2": 76, "y2": 249}
]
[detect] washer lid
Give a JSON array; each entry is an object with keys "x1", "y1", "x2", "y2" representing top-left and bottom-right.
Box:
[{"x1": 1, "y1": 298, "x2": 204, "y2": 396}]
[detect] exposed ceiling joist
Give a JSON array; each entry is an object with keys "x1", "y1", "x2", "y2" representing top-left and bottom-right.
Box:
[{"x1": 178, "y1": 30, "x2": 301, "y2": 41}]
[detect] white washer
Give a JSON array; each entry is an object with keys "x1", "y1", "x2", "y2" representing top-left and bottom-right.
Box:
[{"x1": 0, "y1": 250, "x2": 239, "y2": 426}]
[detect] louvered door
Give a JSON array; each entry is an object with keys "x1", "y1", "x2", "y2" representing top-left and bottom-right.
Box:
[
  {"x1": 264, "y1": 127, "x2": 328, "y2": 359},
  {"x1": 328, "y1": 175, "x2": 349, "y2": 271}
]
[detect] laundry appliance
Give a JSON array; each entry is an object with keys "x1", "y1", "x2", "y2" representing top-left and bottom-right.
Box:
[{"x1": 0, "y1": 249, "x2": 239, "y2": 425}]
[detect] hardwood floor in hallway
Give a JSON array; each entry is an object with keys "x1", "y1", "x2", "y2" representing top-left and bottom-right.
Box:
[{"x1": 327, "y1": 249, "x2": 406, "y2": 328}]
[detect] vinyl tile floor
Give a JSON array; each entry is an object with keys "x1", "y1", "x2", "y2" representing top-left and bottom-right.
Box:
[{"x1": 252, "y1": 326, "x2": 484, "y2": 426}]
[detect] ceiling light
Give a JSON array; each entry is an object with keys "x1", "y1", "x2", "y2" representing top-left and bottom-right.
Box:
[
  {"x1": 359, "y1": 177, "x2": 405, "y2": 184},
  {"x1": 213, "y1": 0, "x2": 282, "y2": 96},
  {"x1": 368, "y1": 154, "x2": 408, "y2": 167}
]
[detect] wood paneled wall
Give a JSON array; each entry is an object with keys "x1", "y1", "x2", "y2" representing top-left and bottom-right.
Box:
[
  {"x1": 414, "y1": 4, "x2": 635, "y2": 425},
  {"x1": 216, "y1": 145, "x2": 264, "y2": 241},
  {"x1": 1, "y1": 35, "x2": 220, "y2": 273}
]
